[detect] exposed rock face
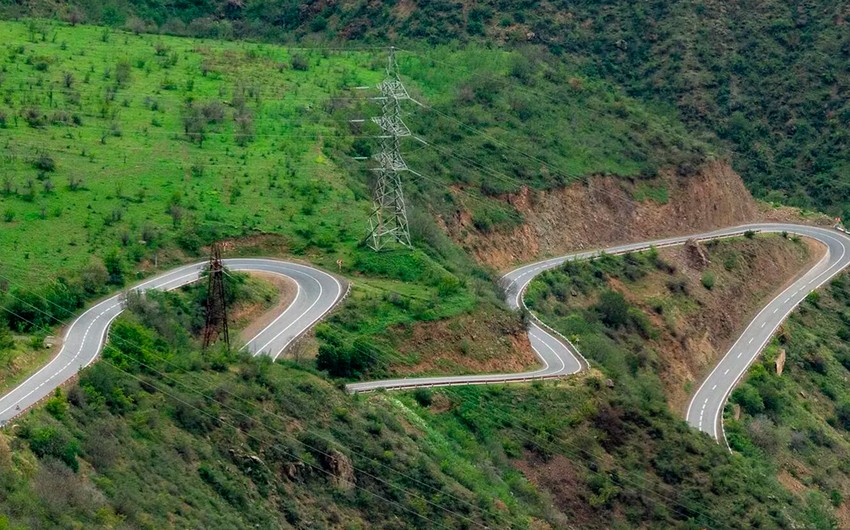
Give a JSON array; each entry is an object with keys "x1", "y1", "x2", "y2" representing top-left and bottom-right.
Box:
[
  {"x1": 446, "y1": 160, "x2": 758, "y2": 270},
  {"x1": 685, "y1": 238, "x2": 710, "y2": 269},
  {"x1": 323, "y1": 449, "x2": 355, "y2": 491},
  {"x1": 776, "y1": 348, "x2": 786, "y2": 376}
]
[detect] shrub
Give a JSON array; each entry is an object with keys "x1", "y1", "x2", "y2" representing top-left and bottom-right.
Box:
[
  {"x1": 595, "y1": 290, "x2": 629, "y2": 328},
  {"x1": 23, "y1": 424, "x2": 81, "y2": 471},
  {"x1": 413, "y1": 388, "x2": 433, "y2": 407},
  {"x1": 806, "y1": 291, "x2": 821, "y2": 306},
  {"x1": 316, "y1": 337, "x2": 382, "y2": 378},
  {"x1": 115, "y1": 59, "x2": 131, "y2": 86},
  {"x1": 732, "y1": 385, "x2": 764, "y2": 415},
  {"x1": 45, "y1": 390, "x2": 69, "y2": 420},
  {"x1": 32, "y1": 153, "x2": 55, "y2": 172},
  {"x1": 666, "y1": 278, "x2": 689, "y2": 295},
  {"x1": 291, "y1": 54, "x2": 309, "y2": 71},
  {"x1": 836, "y1": 402, "x2": 850, "y2": 431},
  {"x1": 701, "y1": 271, "x2": 716, "y2": 290}
]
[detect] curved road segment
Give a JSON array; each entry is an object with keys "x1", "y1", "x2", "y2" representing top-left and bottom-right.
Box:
[
  {"x1": 0, "y1": 259, "x2": 344, "y2": 424},
  {"x1": 348, "y1": 223, "x2": 850, "y2": 444},
  {"x1": 1, "y1": 223, "x2": 849, "y2": 444}
]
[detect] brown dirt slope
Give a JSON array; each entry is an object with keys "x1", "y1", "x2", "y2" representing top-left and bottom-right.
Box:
[
  {"x1": 387, "y1": 308, "x2": 538, "y2": 377},
  {"x1": 449, "y1": 160, "x2": 758, "y2": 270},
  {"x1": 620, "y1": 235, "x2": 822, "y2": 411}
]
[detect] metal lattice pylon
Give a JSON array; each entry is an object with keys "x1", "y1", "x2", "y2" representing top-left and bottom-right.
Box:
[
  {"x1": 202, "y1": 242, "x2": 230, "y2": 350},
  {"x1": 367, "y1": 47, "x2": 413, "y2": 251}
]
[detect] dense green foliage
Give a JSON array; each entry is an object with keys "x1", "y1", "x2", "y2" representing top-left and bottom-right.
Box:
[
  {"x1": 12, "y1": 0, "x2": 846, "y2": 216},
  {"x1": 726, "y1": 273, "x2": 850, "y2": 527},
  {"x1": 0, "y1": 246, "x2": 830, "y2": 530},
  {"x1": 0, "y1": 276, "x2": 552, "y2": 529},
  {"x1": 524, "y1": 240, "x2": 838, "y2": 528}
]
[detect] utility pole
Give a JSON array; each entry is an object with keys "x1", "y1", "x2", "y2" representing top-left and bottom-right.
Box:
[
  {"x1": 202, "y1": 242, "x2": 229, "y2": 350},
  {"x1": 366, "y1": 46, "x2": 413, "y2": 251}
]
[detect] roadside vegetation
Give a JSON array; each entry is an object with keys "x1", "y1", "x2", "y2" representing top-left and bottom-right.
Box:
[
  {"x1": 728, "y1": 272, "x2": 850, "y2": 527},
  {"x1": 0, "y1": 266, "x2": 828, "y2": 529},
  {"x1": 0, "y1": 276, "x2": 545, "y2": 529},
  {"x1": 522, "y1": 234, "x2": 843, "y2": 527}
]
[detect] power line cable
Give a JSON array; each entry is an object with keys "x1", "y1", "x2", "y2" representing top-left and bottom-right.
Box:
[
  {"x1": 0, "y1": 294, "x2": 501, "y2": 529},
  {"x1": 0, "y1": 269, "x2": 513, "y2": 527}
]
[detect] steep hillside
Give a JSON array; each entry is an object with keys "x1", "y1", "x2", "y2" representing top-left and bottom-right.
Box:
[
  {"x1": 526, "y1": 233, "x2": 819, "y2": 410},
  {"x1": 728, "y1": 273, "x2": 850, "y2": 528},
  {"x1": 0, "y1": 277, "x2": 833, "y2": 530},
  {"x1": 18, "y1": 0, "x2": 847, "y2": 216},
  {"x1": 522, "y1": 234, "x2": 841, "y2": 527},
  {"x1": 454, "y1": 160, "x2": 757, "y2": 269}
]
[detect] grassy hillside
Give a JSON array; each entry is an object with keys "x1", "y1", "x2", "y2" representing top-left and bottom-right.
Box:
[
  {"x1": 727, "y1": 273, "x2": 850, "y2": 528},
  {"x1": 0, "y1": 19, "x2": 712, "y2": 382},
  {"x1": 524, "y1": 235, "x2": 842, "y2": 528},
  {"x1": 0, "y1": 261, "x2": 827, "y2": 530},
  {"x1": 19, "y1": 0, "x2": 847, "y2": 217}
]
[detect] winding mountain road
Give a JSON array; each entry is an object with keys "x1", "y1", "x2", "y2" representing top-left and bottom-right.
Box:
[
  {"x1": 349, "y1": 223, "x2": 850, "y2": 444},
  {"x1": 1, "y1": 223, "x2": 849, "y2": 444},
  {"x1": 0, "y1": 259, "x2": 344, "y2": 424}
]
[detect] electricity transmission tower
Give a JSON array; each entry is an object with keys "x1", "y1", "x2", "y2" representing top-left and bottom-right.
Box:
[
  {"x1": 202, "y1": 242, "x2": 229, "y2": 350},
  {"x1": 366, "y1": 47, "x2": 414, "y2": 251}
]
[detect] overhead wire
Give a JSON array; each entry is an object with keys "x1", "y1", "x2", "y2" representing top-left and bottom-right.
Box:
[
  {"x1": 0, "y1": 270, "x2": 513, "y2": 528},
  {"x1": 217, "y1": 265, "x2": 727, "y2": 530},
  {"x1": 0, "y1": 43, "x2": 749, "y2": 528}
]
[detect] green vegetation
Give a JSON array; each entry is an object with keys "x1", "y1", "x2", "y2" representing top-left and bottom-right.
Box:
[
  {"x1": 0, "y1": 296, "x2": 544, "y2": 528},
  {"x1": 0, "y1": 5, "x2": 845, "y2": 529},
  {"x1": 522, "y1": 237, "x2": 838, "y2": 527},
  {"x1": 726, "y1": 273, "x2": 850, "y2": 525},
  {"x1": 7, "y1": 1, "x2": 846, "y2": 216},
  {"x1": 0, "y1": 264, "x2": 827, "y2": 529},
  {"x1": 0, "y1": 19, "x2": 713, "y2": 380},
  {"x1": 701, "y1": 271, "x2": 716, "y2": 290}
]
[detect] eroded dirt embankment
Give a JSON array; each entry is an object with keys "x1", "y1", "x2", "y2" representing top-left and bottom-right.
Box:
[
  {"x1": 581, "y1": 236, "x2": 821, "y2": 412},
  {"x1": 450, "y1": 160, "x2": 760, "y2": 270}
]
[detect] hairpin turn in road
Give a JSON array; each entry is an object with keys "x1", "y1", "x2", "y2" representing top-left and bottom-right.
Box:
[{"x1": 2, "y1": 223, "x2": 849, "y2": 445}]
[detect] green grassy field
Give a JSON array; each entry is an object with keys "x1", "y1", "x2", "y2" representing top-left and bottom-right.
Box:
[
  {"x1": 0, "y1": 19, "x2": 710, "y2": 293},
  {"x1": 0, "y1": 21, "x2": 377, "y2": 289}
]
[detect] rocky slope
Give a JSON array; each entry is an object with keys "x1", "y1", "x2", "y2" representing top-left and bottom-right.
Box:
[{"x1": 449, "y1": 160, "x2": 757, "y2": 269}]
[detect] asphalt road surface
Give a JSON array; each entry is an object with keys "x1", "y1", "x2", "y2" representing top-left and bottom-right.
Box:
[
  {"x1": 2, "y1": 224, "x2": 848, "y2": 444},
  {"x1": 348, "y1": 223, "x2": 850, "y2": 445},
  {"x1": 0, "y1": 259, "x2": 344, "y2": 424}
]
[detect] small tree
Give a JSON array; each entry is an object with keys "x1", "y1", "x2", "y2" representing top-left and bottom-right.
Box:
[
  {"x1": 66, "y1": 7, "x2": 84, "y2": 26},
  {"x1": 596, "y1": 290, "x2": 629, "y2": 328},
  {"x1": 291, "y1": 54, "x2": 309, "y2": 71},
  {"x1": 115, "y1": 59, "x2": 132, "y2": 87}
]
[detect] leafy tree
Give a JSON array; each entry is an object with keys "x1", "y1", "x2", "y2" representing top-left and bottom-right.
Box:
[
  {"x1": 596, "y1": 290, "x2": 629, "y2": 328},
  {"x1": 103, "y1": 249, "x2": 124, "y2": 286}
]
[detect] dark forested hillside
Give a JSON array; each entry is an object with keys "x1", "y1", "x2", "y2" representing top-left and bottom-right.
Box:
[{"x1": 6, "y1": 0, "x2": 847, "y2": 216}]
